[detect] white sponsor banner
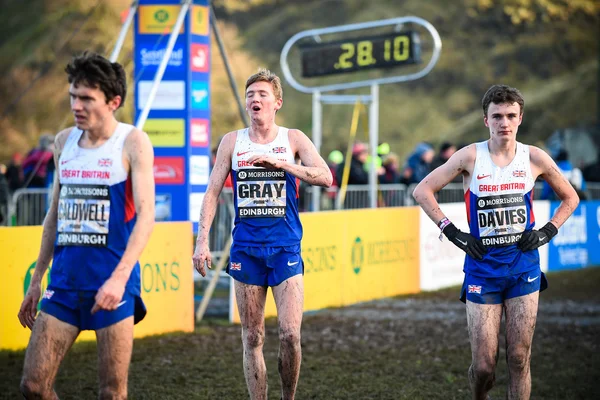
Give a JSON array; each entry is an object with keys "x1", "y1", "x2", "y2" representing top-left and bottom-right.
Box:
[
  {"x1": 189, "y1": 192, "x2": 205, "y2": 222},
  {"x1": 533, "y1": 200, "x2": 550, "y2": 273},
  {"x1": 137, "y1": 81, "x2": 185, "y2": 110},
  {"x1": 419, "y1": 203, "x2": 469, "y2": 291},
  {"x1": 419, "y1": 200, "x2": 552, "y2": 291},
  {"x1": 189, "y1": 155, "x2": 210, "y2": 185}
]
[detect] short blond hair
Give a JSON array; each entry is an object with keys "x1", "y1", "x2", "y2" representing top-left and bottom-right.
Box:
[{"x1": 245, "y1": 68, "x2": 283, "y2": 101}]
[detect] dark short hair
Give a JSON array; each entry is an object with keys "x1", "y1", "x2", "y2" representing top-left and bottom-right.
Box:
[
  {"x1": 65, "y1": 51, "x2": 127, "y2": 108},
  {"x1": 481, "y1": 84, "x2": 524, "y2": 117}
]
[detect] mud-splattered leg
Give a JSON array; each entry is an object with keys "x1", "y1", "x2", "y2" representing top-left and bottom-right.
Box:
[
  {"x1": 466, "y1": 301, "x2": 503, "y2": 400},
  {"x1": 96, "y1": 316, "x2": 134, "y2": 400},
  {"x1": 272, "y1": 275, "x2": 303, "y2": 400},
  {"x1": 505, "y1": 291, "x2": 539, "y2": 400},
  {"x1": 20, "y1": 312, "x2": 80, "y2": 399},
  {"x1": 235, "y1": 280, "x2": 268, "y2": 400}
]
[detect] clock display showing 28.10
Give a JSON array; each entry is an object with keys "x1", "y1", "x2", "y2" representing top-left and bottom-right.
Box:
[{"x1": 301, "y1": 31, "x2": 421, "y2": 78}]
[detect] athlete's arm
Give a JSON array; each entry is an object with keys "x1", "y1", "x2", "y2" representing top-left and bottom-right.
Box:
[
  {"x1": 413, "y1": 144, "x2": 475, "y2": 225},
  {"x1": 92, "y1": 128, "x2": 155, "y2": 314},
  {"x1": 530, "y1": 146, "x2": 579, "y2": 228},
  {"x1": 193, "y1": 132, "x2": 235, "y2": 277},
  {"x1": 248, "y1": 129, "x2": 333, "y2": 187},
  {"x1": 517, "y1": 146, "x2": 579, "y2": 252},
  {"x1": 18, "y1": 129, "x2": 70, "y2": 329},
  {"x1": 413, "y1": 144, "x2": 486, "y2": 260}
]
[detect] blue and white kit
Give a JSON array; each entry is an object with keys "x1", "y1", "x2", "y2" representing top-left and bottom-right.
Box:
[
  {"x1": 228, "y1": 127, "x2": 303, "y2": 287},
  {"x1": 41, "y1": 124, "x2": 146, "y2": 329},
  {"x1": 460, "y1": 140, "x2": 547, "y2": 303}
]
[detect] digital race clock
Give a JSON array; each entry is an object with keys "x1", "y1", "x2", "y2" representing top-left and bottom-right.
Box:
[{"x1": 300, "y1": 31, "x2": 421, "y2": 78}]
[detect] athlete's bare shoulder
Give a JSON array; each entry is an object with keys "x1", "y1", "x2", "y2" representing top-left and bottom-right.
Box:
[
  {"x1": 54, "y1": 127, "x2": 76, "y2": 152},
  {"x1": 527, "y1": 144, "x2": 556, "y2": 179},
  {"x1": 219, "y1": 130, "x2": 239, "y2": 155},
  {"x1": 449, "y1": 143, "x2": 477, "y2": 176}
]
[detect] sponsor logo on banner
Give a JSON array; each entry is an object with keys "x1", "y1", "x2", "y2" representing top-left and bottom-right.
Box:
[
  {"x1": 23, "y1": 261, "x2": 51, "y2": 300},
  {"x1": 155, "y1": 193, "x2": 172, "y2": 221},
  {"x1": 138, "y1": 45, "x2": 184, "y2": 70},
  {"x1": 189, "y1": 192, "x2": 205, "y2": 221},
  {"x1": 138, "y1": 6, "x2": 184, "y2": 34},
  {"x1": 190, "y1": 43, "x2": 209, "y2": 72},
  {"x1": 143, "y1": 119, "x2": 185, "y2": 147},
  {"x1": 153, "y1": 156, "x2": 185, "y2": 185},
  {"x1": 141, "y1": 261, "x2": 181, "y2": 293},
  {"x1": 351, "y1": 237, "x2": 364, "y2": 274},
  {"x1": 191, "y1": 119, "x2": 209, "y2": 147},
  {"x1": 549, "y1": 203, "x2": 589, "y2": 270},
  {"x1": 138, "y1": 81, "x2": 185, "y2": 110},
  {"x1": 190, "y1": 155, "x2": 210, "y2": 185},
  {"x1": 191, "y1": 5, "x2": 209, "y2": 35},
  {"x1": 191, "y1": 81, "x2": 209, "y2": 110}
]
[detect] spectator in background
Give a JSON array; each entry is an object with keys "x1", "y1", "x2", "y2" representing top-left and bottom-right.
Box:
[
  {"x1": 379, "y1": 152, "x2": 401, "y2": 184},
  {"x1": 431, "y1": 142, "x2": 460, "y2": 183},
  {"x1": 22, "y1": 133, "x2": 55, "y2": 188},
  {"x1": 400, "y1": 142, "x2": 435, "y2": 185},
  {"x1": 0, "y1": 164, "x2": 9, "y2": 224},
  {"x1": 337, "y1": 142, "x2": 370, "y2": 185},
  {"x1": 583, "y1": 149, "x2": 600, "y2": 182},
  {"x1": 380, "y1": 152, "x2": 402, "y2": 206},
  {"x1": 327, "y1": 150, "x2": 343, "y2": 188},
  {"x1": 6, "y1": 152, "x2": 24, "y2": 193},
  {"x1": 541, "y1": 149, "x2": 587, "y2": 200}
]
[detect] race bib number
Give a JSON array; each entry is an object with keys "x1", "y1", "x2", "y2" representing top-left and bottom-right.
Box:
[
  {"x1": 476, "y1": 194, "x2": 526, "y2": 247},
  {"x1": 236, "y1": 169, "x2": 286, "y2": 218},
  {"x1": 57, "y1": 184, "x2": 110, "y2": 247}
]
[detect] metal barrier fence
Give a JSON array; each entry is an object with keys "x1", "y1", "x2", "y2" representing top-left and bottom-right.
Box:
[
  {"x1": 9, "y1": 188, "x2": 51, "y2": 226},
  {"x1": 7, "y1": 183, "x2": 600, "y2": 256}
]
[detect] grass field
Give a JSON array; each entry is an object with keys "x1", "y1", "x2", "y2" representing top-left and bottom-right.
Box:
[{"x1": 1, "y1": 267, "x2": 599, "y2": 399}]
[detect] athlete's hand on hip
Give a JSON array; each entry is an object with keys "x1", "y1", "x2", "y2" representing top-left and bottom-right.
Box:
[
  {"x1": 92, "y1": 277, "x2": 126, "y2": 314},
  {"x1": 193, "y1": 241, "x2": 212, "y2": 277},
  {"x1": 18, "y1": 282, "x2": 42, "y2": 329},
  {"x1": 443, "y1": 223, "x2": 487, "y2": 260},
  {"x1": 517, "y1": 222, "x2": 558, "y2": 252},
  {"x1": 247, "y1": 154, "x2": 280, "y2": 169}
]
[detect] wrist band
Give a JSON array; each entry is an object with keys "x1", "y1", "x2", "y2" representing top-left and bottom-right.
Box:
[
  {"x1": 438, "y1": 217, "x2": 450, "y2": 231},
  {"x1": 438, "y1": 217, "x2": 450, "y2": 241}
]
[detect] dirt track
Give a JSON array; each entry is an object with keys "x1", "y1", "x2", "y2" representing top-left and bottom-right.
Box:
[{"x1": 0, "y1": 268, "x2": 598, "y2": 399}]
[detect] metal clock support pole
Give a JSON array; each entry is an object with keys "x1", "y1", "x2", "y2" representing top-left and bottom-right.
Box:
[
  {"x1": 368, "y1": 83, "x2": 379, "y2": 208},
  {"x1": 312, "y1": 91, "x2": 322, "y2": 211}
]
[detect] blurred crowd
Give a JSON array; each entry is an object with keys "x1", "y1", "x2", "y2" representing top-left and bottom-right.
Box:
[
  {"x1": 2, "y1": 133, "x2": 600, "y2": 221},
  {"x1": 308, "y1": 138, "x2": 600, "y2": 210},
  {"x1": 0, "y1": 134, "x2": 55, "y2": 224}
]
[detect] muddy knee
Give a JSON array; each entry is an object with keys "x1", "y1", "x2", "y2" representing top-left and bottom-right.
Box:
[
  {"x1": 507, "y1": 347, "x2": 530, "y2": 372},
  {"x1": 99, "y1": 384, "x2": 127, "y2": 400},
  {"x1": 20, "y1": 377, "x2": 47, "y2": 399},
  {"x1": 470, "y1": 357, "x2": 496, "y2": 381},
  {"x1": 243, "y1": 328, "x2": 265, "y2": 349},
  {"x1": 278, "y1": 328, "x2": 300, "y2": 348}
]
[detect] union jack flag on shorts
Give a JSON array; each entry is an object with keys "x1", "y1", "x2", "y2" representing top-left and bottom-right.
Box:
[
  {"x1": 230, "y1": 262, "x2": 241, "y2": 271},
  {"x1": 468, "y1": 285, "x2": 482, "y2": 294}
]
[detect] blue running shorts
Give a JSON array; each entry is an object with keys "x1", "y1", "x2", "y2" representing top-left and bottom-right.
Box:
[
  {"x1": 228, "y1": 243, "x2": 303, "y2": 287},
  {"x1": 460, "y1": 266, "x2": 548, "y2": 304},
  {"x1": 40, "y1": 288, "x2": 146, "y2": 330}
]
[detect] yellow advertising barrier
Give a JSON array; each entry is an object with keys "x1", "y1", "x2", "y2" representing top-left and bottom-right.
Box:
[
  {"x1": 231, "y1": 207, "x2": 420, "y2": 323},
  {"x1": 0, "y1": 222, "x2": 194, "y2": 351}
]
